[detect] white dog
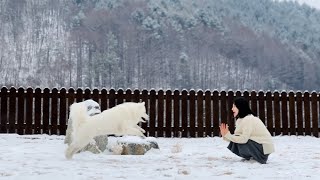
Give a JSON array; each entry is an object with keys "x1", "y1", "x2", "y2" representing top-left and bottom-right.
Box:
[
  {"x1": 64, "y1": 99, "x2": 102, "y2": 145},
  {"x1": 65, "y1": 102, "x2": 148, "y2": 159}
]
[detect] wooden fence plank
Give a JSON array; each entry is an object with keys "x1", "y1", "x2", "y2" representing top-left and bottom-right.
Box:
[
  {"x1": 9, "y1": 87, "x2": 16, "y2": 133},
  {"x1": 100, "y1": 89, "x2": 108, "y2": 111},
  {"x1": 34, "y1": 88, "x2": 42, "y2": 134},
  {"x1": 251, "y1": 91, "x2": 258, "y2": 115},
  {"x1": 197, "y1": 90, "x2": 204, "y2": 137},
  {"x1": 84, "y1": 88, "x2": 91, "y2": 100},
  {"x1": 51, "y1": 88, "x2": 58, "y2": 135},
  {"x1": 92, "y1": 89, "x2": 100, "y2": 103},
  {"x1": 181, "y1": 90, "x2": 188, "y2": 137},
  {"x1": 189, "y1": 90, "x2": 196, "y2": 137},
  {"x1": 43, "y1": 88, "x2": 50, "y2": 134},
  {"x1": 220, "y1": 91, "x2": 227, "y2": 126},
  {"x1": 133, "y1": 89, "x2": 140, "y2": 103},
  {"x1": 266, "y1": 91, "x2": 273, "y2": 135},
  {"x1": 281, "y1": 92, "x2": 289, "y2": 135},
  {"x1": 76, "y1": 88, "x2": 83, "y2": 103},
  {"x1": 1, "y1": 87, "x2": 8, "y2": 133},
  {"x1": 235, "y1": 91, "x2": 241, "y2": 98},
  {"x1": 212, "y1": 90, "x2": 219, "y2": 136},
  {"x1": 67, "y1": 88, "x2": 75, "y2": 108},
  {"x1": 205, "y1": 90, "x2": 212, "y2": 137},
  {"x1": 109, "y1": 89, "x2": 116, "y2": 108},
  {"x1": 173, "y1": 90, "x2": 180, "y2": 137},
  {"x1": 25, "y1": 88, "x2": 33, "y2": 134},
  {"x1": 289, "y1": 92, "x2": 296, "y2": 135},
  {"x1": 296, "y1": 92, "x2": 303, "y2": 135},
  {"x1": 157, "y1": 90, "x2": 164, "y2": 137},
  {"x1": 17, "y1": 88, "x2": 25, "y2": 135},
  {"x1": 311, "y1": 92, "x2": 318, "y2": 137},
  {"x1": 258, "y1": 91, "x2": 266, "y2": 124},
  {"x1": 66, "y1": 88, "x2": 75, "y2": 132},
  {"x1": 227, "y1": 91, "x2": 234, "y2": 133},
  {"x1": 274, "y1": 92, "x2": 281, "y2": 135},
  {"x1": 165, "y1": 90, "x2": 172, "y2": 137},
  {"x1": 59, "y1": 88, "x2": 67, "y2": 135},
  {"x1": 141, "y1": 90, "x2": 149, "y2": 134},
  {"x1": 125, "y1": 89, "x2": 132, "y2": 102},
  {"x1": 304, "y1": 92, "x2": 311, "y2": 135},
  {"x1": 149, "y1": 90, "x2": 156, "y2": 137},
  {"x1": 243, "y1": 91, "x2": 249, "y2": 101},
  {"x1": 117, "y1": 89, "x2": 124, "y2": 104}
]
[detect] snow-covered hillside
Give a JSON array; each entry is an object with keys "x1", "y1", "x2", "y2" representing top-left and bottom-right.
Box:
[{"x1": 276, "y1": 0, "x2": 320, "y2": 9}]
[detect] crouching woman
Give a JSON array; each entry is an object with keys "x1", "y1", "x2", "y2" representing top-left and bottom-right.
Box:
[{"x1": 220, "y1": 97, "x2": 275, "y2": 164}]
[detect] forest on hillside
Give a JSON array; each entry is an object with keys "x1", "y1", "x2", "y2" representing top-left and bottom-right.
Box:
[{"x1": 1, "y1": 0, "x2": 320, "y2": 91}]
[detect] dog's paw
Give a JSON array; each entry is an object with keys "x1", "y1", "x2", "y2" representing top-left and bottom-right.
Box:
[{"x1": 65, "y1": 148, "x2": 74, "y2": 160}]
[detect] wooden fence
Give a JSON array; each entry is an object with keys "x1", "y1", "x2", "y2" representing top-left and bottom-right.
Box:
[{"x1": 0, "y1": 87, "x2": 319, "y2": 137}]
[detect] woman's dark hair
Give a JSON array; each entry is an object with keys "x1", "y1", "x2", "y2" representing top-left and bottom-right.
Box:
[{"x1": 233, "y1": 97, "x2": 256, "y2": 118}]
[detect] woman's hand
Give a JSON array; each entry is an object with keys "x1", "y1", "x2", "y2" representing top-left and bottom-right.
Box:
[{"x1": 219, "y1": 123, "x2": 230, "y2": 137}]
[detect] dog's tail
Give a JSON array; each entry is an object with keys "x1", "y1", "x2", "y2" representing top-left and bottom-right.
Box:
[{"x1": 69, "y1": 102, "x2": 88, "y2": 133}]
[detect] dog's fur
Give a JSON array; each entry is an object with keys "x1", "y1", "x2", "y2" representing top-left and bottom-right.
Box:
[{"x1": 65, "y1": 102, "x2": 148, "y2": 159}]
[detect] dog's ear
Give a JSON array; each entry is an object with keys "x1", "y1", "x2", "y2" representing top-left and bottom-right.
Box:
[{"x1": 141, "y1": 102, "x2": 145, "y2": 106}]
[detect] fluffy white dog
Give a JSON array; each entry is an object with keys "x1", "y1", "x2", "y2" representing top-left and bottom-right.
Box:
[
  {"x1": 65, "y1": 102, "x2": 148, "y2": 159},
  {"x1": 64, "y1": 99, "x2": 102, "y2": 145}
]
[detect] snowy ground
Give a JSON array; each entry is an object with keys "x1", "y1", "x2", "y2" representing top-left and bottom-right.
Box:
[{"x1": 0, "y1": 134, "x2": 319, "y2": 180}]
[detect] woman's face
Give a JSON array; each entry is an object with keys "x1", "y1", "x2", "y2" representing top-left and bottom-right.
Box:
[{"x1": 232, "y1": 104, "x2": 239, "y2": 118}]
